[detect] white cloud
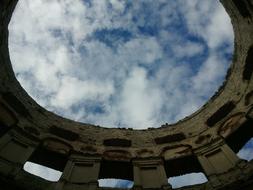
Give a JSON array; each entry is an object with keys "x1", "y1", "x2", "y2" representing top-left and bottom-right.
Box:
[
  {"x1": 99, "y1": 179, "x2": 133, "y2": 188},
  {"x1": 108, "y1": 0, "x2": 126, "y2": 13},
  {"x1": 23, "y1": 162, "x2": 62, "y2": 182},
  {"x1": 191, "y1": 54, "x2": 227, "y2": 95},
  {"x1": 173, "y1": 41, "x2": 205, "y2": 59},
  {"x1": 52, "y1": 76, "x2": 114, "y2": 109},
  {"x1": 118, "y1": 67, "x2": 162, "y2": 128},
  {"x1": 178, "y1": 0, "x2": 233, "y2": 49},
  {"x1": 119, "y1": 37, "x2": 163, "y2": 65},
  {"x1": 9, "y1": 0, "x2": 233, "y2": 129},
  {"x1": 168, "y1": 173, "x2": 208, "y2": 188}
]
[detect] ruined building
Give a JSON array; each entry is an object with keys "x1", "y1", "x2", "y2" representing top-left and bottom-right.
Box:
[{"x1": 0, "y1": 0, "x2": 253, "y2": 189}]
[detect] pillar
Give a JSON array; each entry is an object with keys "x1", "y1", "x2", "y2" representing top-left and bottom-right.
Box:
[
  {"x1": 55, "y1": 155, "x2": 101, "y2": 190},
  {"x1": 195, "y1": 140, "x2": 241, "y2": 188},
  {"x1": 133, "y1": 158, "x2": 171, "y2": 190},
  {"x1": 0, "y1": 133, "x2": 35, "y2": 177}
]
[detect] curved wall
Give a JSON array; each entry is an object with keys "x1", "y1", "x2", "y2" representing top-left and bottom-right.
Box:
[{"x1": 0, "y1": 0, "x2": 253, "y2": 189}]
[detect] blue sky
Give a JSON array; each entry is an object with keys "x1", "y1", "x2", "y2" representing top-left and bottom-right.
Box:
[
  {"x1": 9, "y1": 0, "x2": 234, "y2": 130},
  {"x1": 8, "y1": 0, "x2": 249, "y2": 188}
]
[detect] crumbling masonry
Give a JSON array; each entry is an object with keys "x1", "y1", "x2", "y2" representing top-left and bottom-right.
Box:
[{"x1": 0, "y1": 0, "x2": 253, "y2": 189}]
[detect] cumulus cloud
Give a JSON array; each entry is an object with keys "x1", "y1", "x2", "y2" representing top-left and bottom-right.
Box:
[
  {"x1": 118, "y1": 67, "x2": 162, "y2": 128},
  {"x1": 9, "y1": 0, "x2": 233, "y2": 129},
  {"x1": 51, "y1": 76, "x2": 114, "y2": 109}
]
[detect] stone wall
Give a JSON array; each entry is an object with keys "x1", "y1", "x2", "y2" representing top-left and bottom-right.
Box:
[{"x1": 0, "y1": 0, "x2": 253, "y2": 189}]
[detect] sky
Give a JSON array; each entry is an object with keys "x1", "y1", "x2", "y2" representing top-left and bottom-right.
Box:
[
  {"x1": 8, "y1": 0, "x2": 252, "y2": 188},
  {"x1": 9, "y1": 0, "x2": 234, "y2": 130}
]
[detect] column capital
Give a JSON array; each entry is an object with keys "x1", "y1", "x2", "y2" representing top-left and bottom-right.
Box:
[
  {"x1": 69, "y1": 154, "x2": 101, "y2": 163},
  {"x1": 133, "y1": 157, "x2": 164, "y2": 166}
]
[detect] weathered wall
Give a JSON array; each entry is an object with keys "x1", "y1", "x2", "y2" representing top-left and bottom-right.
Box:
[{"x1": 0, "y1": 0, "x2": 253, "y2": 189}]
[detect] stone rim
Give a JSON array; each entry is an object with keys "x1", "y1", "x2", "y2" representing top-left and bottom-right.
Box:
[{"x1": 0, "y1": 0, "x2": 253, "y2": 189}]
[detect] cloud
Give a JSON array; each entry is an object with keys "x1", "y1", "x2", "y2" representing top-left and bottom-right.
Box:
[
  {"x1": 23, "y1": 162, "x2": 62, "y2": 182},
  {"x1": 173, "y1": 41, "x2": 205, "y2": 59},
  {"x1": 51, "y1": 76, "x2": 114, "y2": 109},
  {"x1": 99, "y1": 179, "x2": 133, "y2": 188},
  {"x1": 118, "y1": 67, "x2": 162, "y2": 128},
  {"x1": 9, "y1": 0, "x2": 233, "y2": 129},
  {"x1": 168, "y1": 172, "x2": 208, "y2": 189}
]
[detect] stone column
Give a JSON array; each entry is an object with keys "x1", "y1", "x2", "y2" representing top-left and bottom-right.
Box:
[
  {"x1": 133, "y1": 158, "x2": 171, "y2": 190},
  {"x1": 0, "y1": 133, "x2": 35, "y2": 177},
  {"x1": 55, "y1": 155, "x2": 101, "y2": 190},
  {"x1": 195, "y1": 140, "x2": 241, "y2": 188}
]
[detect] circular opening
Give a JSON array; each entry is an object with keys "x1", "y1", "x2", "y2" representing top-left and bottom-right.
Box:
[{"x1": 9, "y1": 0, "x2": 234, "y2": 129}]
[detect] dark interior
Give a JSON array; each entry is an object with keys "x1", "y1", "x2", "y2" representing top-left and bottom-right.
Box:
[
  {"x1": 206, "y1": 101, "x2": 235, "y2": 127},
  {"x1": 99, "y1": 160, "x2": 133, "y2": 181},
  {"x1": 226, "y1": 118, "x2": 253, "y2": 153},
  {"x1": 164, "y1": 155, "x2": 205, "y2": 178},
  {"x1": 27, "y1": 146, "x2": 68, "y2": 172}
]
